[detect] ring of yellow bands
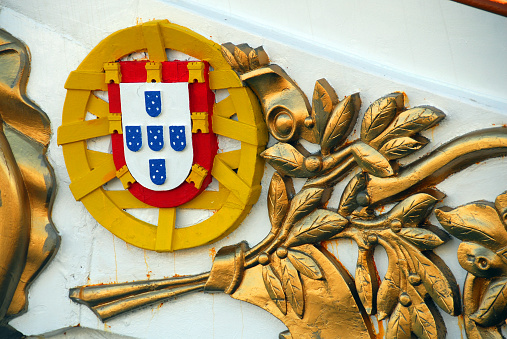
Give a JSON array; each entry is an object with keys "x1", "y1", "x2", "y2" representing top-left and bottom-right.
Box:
[{"x1": 58, "y1": 20, "x2": 267, "y2": 252}]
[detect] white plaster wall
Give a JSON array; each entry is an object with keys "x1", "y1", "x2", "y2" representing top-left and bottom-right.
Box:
[{"x1": 0, "y1": 0, "x2": 506, "y2": 338}]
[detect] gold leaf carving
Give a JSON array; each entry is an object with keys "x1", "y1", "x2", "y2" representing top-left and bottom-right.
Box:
[
  {"x1": 411, "y1": 250, "x2": 456, "y2": 315},
  {"x1": 399, "y1": 228, "x2": 444, "y2": 250},
  {"x1": 268, "y1": 172, "x2": 290, "y2": 233},
  {"x1": 471, "y1": 277, "x2": 507, "y2": 327},
  {"x1": 355, "y1": 249, "x2": 377, "y2": 314},
  {"x1": 377, "y1": 263, "x2": 401, "y2": 320},
  {"x1": 221, "y1": 43, "x2": 240, "y2": 72},
  {"x1": 262, "y1": 265, "x2": 287, "y2": 315},
  {"x1": 371, "y1": 107, "x2": 445, "y2": 149},
  {"x1": 411, "y1": 301, "x2": 441, "y2": 339},
  {"x1": 379, "y1": 136, "x2": 428, "y2": 160},
  {"x1": 311, "y1": 79, "x2": 339, "y2": 143},
  {"x1": 281, "y1": 258, "x2": 304, "y2": 318},
  {"x1": 338, "y1": 172, "x2": 366, "y2": 216},
  {"x1": 285, "y1": 209, "x2": 348, "y2": 248},
  {"x1": 287, "y1": 249, "x2": 323, "y2": 280},
  {"x1": 320, "y1": 94, "x2": 360, "y2": 155},
  {"x1": 361, "y1": 94, "x2": 402, "y2": 143},
  {"x1": 351, "y1": 142, "x2": 394, "y2": 177},
  {"x1": 435, "y1": 203, "x2": 507, "y2": 250},
  {"x1": 261, "y1": 143, "x2": 307, "y2": 177},
  {"x1": 386, "y1": 303, "x2": 411, "y2": 339},
  {"x1": 284, "y1": 188, "x2": 325, "y2": 226},
  {"x1": 234, "y1": 44, "x2": 252, "y2": 73},
  {"x1": 389, "y1": 194, "x2": 438, "y2": 228}
]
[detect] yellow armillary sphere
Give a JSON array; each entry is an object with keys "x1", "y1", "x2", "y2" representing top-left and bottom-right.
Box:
[{"x1": 58, "y1": 20, "x2": 267, "y2": 251}]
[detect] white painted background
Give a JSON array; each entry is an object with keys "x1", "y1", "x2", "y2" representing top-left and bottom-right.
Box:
[{"x1": 0, "y1": 0, "x2": 506, "y2": 338}]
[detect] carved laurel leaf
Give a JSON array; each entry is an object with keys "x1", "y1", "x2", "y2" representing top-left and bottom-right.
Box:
[
  {"x1": 361, "y1": 94, "x2": 400, "y2": 142},
  {"x1": 371, "y1": 107, "x2": 445, "y2": 149},
  {"x1": 287, "y1": 249, "x2": 323, "y2": 280},
  {"x1": 338, "y1": 172, "x2": 367, "y2": 216},
  {"x1": 320, "y1": 93, "x2": 360, "y2": 155},
  {"x1": 285, "y1": 209, "x2": 348, "y2": 248},
  {"x1": 471, "y1": 276, "x2": 507, "y2": 327},
  {"x1": 378, "y1": 258, "x2": 402, "y2": 320},
  {"x1": 435, "y1": 203, "x2": 506, "y2": 250},
  {"x1": 281, "y1": 258, "x2": 304, "y2": 318},
  {"x1": 399, "y1": 228, "x2": 444, "y2": 250},
  {"x1": 261, "y1": 143, "x2": 307, "y2": 177},
  {"x1": 355, "y1": 249, "x2": 377, "y2": 314},
  {"x1": 312, "y1": 79, "x2": 339, "y2": 143},
  {"x1": 411, "y1": 250, "x2": 456, "y2": 315},
  {"x1": 351, "y1": 142, "x2": 394, "y2": 177},
  {"x1": 268, "y1": 172, "x2": 289, "y2": 232},
  {"x1": 411, "y1": 301, "x2": 440, "y2": 339},
  {"x1": 386, "y1": 303, "x2": 411, "y2": 339},
  {"x1": 262, "y1": 265, "x2": 287, "y2": 315},
  {"x1": 284, "y1": 188, "x2": 324, "y2": 227},
  {"x1": 234, "y1": 44, "x2": 252, "y2": 73},
  {"x1": 389, "y1": 193, "x2": 438, "y2": 228},
  {"x1": 379, "y1": 136, "x2": 428, "y2": 160},
  {"x1": 221, "y1": 43, "x2": 240, "y2": 72}
]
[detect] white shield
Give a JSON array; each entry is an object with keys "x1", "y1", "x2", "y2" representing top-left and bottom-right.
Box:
[{"x1": 120, "y1": 82, "x2": 193, "y2": 191}]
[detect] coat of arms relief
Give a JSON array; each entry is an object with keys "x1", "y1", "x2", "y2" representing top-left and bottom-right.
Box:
[{"x1": 0, "y1": 19, "x2": 506, "y2": 338}]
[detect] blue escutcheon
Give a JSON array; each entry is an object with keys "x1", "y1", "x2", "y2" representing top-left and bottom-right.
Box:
[
  {"x1": 169, "y1": 126, "x2": 186, "y2": 152},
  {"x1": 149, "y1": 159, "x2": 166, "y2": 185},
  {"x1": 147, "y1": 125, "x2": 164, "y2": 151},
  {"x1": 145, "y1": 91, "x2": 162, "y2": 117},
  {"x1": 125, "y1": 125, "x2": 142, "y2": 152}
]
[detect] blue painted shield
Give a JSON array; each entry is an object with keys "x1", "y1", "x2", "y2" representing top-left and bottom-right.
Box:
[
  {"x1": 147, "y1": 125, "x2": 164, "y2": 151},
  {"x1": 169, "y1": 126, "x2": 186, "y2": 152},
  {"x1": 125, "y1": 126, "x2": 142, "y2": 152},
  {"x1": 145, "y1": 91, "x2": 162, "y2": 117},
  {"x1": 149, "y1": 159, "x2": 166, "y2": 185}
]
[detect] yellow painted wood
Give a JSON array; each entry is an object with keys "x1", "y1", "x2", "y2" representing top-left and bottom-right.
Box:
[
  {"x1": 186, "y1": 164, "x2": 208, "y2": 189},
  {"x1": 212, "y1": 115, "x2": 267, "y2": 146},
  {"x1": 65, "y1": 71, "x2": 107, "y2": 91},
  {"x1": 216, "y1": 150, "x2": 241, "y2": 169},
  {"x1": 209, "y1": 70, "x2": 243, "y2": 89},
  {"x1": 58, "y1": 118, "x2": 111, "y2": 145},
  {"x1": 142, "y1": 21, "x2": 167, "y2": 62},
  {"x1": 187, "y1": 62, "x2": 205, "y2": 83},
  {"x1": 155, "y1": 208, "x2": 176, "y2": 252},
  {"x1": 69, "y1": 158, "x2": 116, "y2": 201},
  {"x1": 211, "y1": 156, "x2": 261, "y2": 206},
  {"x1": 87, "y1": 95, "x2": 109, "y2": 119},
  {"x1": 60, "y1": 20, "x2": 267, "y2": 251},
  {"x1": 214, "y1": 96, "x2": 236, "y2": 118},
  {"x1": 115, "y1": 165, "x2": 136, "y2": 189}
]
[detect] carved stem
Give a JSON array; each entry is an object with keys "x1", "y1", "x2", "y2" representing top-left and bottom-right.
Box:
[{"x1": 367, "y1": 128, "x2": 507, "y2": 205}]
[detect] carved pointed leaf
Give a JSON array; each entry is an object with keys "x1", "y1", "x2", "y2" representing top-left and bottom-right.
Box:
[
  {"x1": 234, "y1": 44, "x2": 252, "y2": 73},
  {"x1": 262, "y1": 265, "x2": 287, "y2": 315},
  {"x1": 411, "y1": 301, "x2": 441, "y2": 339},
  {"x1": 281, "y1": 258, "x2": 304, "y2": 318},
  {"x1": 284, "y1": 188, "x2": 324, "y2": 226},
  {"x1": 320, "y1": 93, "x2": 360, "y2": 155},
  {"x1": 435, "y1": 203, "x2": 507, "y2": 250},
  {"x1": 386, "y1": 303, "x2": 411, "y2": 339},
  {"x1": 261, "y1": 143, "x2": 307, "y2": 177},
  {"x1": 411, "y1": 250, "x2": 456, "y2": 315},
  {"x1": 221, "y1": 43, "x2": 240, "y2": 72},
  {"x1": 389, "y1": 194, "x2": 438, "y2": 228},
  {"x1": 351, "y1": 142, "x2": 394, "y2": 177},
  {"x1": 311, "y1": 79, "x2": 338, "y2": 143},
  {"x1": 248, "y1": 48, "x2": 260, "y2": 70},
  {"x1": 379, "y1": 136, "x2": 428, "y2": 160},
  {"x1": 378, "y1": 257, "x2": 401, "y2": 320},
  {"x1": 372, "y1": 107, "x2": 445, "y2": 148},
  {"x1": 399, "y1": 228, "x2": 444, "y2": 250},
  {"x1": 355, "y1": 249, "x2": 377, "y2": 314},
  {"x1": 287, "y1": 249, "x2": 323, "y2": 280},
  {"x1": 361, "y1": 94, "x2": 400, "y2": 142},
  {"x1": 285, "y1": 209, "x2": 348, "y2": 248},
  {"x1": 471, "y1": 277, "x2": 507, "y2": 327},
  {"x1": 268, "y1": 172, "x2": 289, "y2": 232},
  {"x1": 338, "y1": 172, "x2": 366, "y2": 216}
]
